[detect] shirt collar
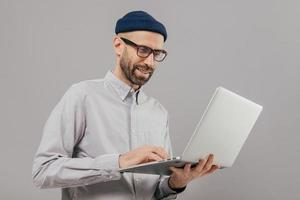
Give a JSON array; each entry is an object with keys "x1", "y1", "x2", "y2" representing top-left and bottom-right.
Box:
[{"x1": 104, "y1": 71, "x2": 147, "y2": 104}]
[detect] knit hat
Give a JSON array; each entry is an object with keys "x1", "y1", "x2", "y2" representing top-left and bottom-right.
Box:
[{"x1": 115, "y1": 11, "x2": 167, "y2": 42}]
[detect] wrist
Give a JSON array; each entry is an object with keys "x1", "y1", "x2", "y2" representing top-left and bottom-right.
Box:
[{"x1": 168, "y1": 177, "x2": 187, "y2": 191}]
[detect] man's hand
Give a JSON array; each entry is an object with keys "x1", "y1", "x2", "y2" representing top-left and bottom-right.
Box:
[
  {"x1": 168, "y1": 154, "x2": 219, "y2": 189},
  {"x1": 119, "y1": 145, "x2": 169, "y2": 168}
]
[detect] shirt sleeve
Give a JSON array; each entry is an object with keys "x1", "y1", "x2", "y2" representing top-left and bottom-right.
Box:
[
  {"x1": 32, "y1": 84, "x2": 122, "y2": 189},
  {"x1": 154, "y1": 114, "x2": 186, "y2": 199}
]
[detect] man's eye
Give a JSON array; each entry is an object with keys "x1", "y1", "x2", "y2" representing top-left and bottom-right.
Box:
[
  {"x1": 153, "y1": 50, "x2": 161, "y2": 56},
  {"x1": 139, "y1": 47, "x2": 151, "y2": 54}
]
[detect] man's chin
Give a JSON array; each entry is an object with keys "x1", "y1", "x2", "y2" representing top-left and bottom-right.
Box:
[{"x1": 131, "y1": 75, "x2": 149, "y2": 86}]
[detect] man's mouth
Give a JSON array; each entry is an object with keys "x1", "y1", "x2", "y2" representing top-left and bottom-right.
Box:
[{"x1": 136, "y1": 66, "x2": 152, "y2": 74}]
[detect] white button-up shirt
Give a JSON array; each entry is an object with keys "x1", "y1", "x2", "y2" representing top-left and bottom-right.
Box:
[{"x1": 32, "y1": 71, "x2": 179, "y2": 199}]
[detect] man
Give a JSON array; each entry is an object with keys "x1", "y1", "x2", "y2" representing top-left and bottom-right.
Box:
[{"x1": 32, "y1": 11, "x2": 219, "y2": 200}]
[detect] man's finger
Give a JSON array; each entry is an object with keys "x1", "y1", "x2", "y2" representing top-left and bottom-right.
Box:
[
  {"x1": 146, "y1": 153, "x2": 163, "y2": 162},
  {"x1": 202, "y1": 154, "x2": 214, "y2": 172},
  {"x1": 151, "y1": 146, "x2": 169, "y2": 159},
  {"x1": 193, "y1": 158, "x2": 206, "y2": 173},
  {"x1": 170, "y1": 166, "x2": 183, "y2": 174},
  {"x1": 184, "y1": 163, "x2": 191, "y2": 174},
  {"x1": 203, "y1": 165, "x2": 219, "y2": 176},
  {"x1": 191, "y1": 154, "x2": 215, "y2": 178}
]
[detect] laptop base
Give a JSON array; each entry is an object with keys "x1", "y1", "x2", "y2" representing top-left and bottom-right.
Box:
[{"x1": 119, "y1": 158, "x2": 197, "y2": 175}]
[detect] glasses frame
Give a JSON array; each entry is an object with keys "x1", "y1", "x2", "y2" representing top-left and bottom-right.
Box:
[{"x1": 120, "y1": 37, "x2": 167, "y2": 62}]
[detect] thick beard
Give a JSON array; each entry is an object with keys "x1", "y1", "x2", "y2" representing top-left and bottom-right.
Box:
[{"x1": 119, "y1": 53, "x2": 153, "y2": 86}]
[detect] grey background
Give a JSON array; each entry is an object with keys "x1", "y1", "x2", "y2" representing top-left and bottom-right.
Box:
[{"x1": 1, "y1": 0, "x2": 299, "y2": 199}]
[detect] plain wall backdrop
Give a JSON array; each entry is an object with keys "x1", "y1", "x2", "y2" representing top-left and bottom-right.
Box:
[{"x1": 1, "y1": 0, "x2": 299, "y2": 199}]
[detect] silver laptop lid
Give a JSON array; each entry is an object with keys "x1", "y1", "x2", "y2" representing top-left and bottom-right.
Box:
[{"x1": 181, "y1": 87, "x2": 263, "y2": 168}]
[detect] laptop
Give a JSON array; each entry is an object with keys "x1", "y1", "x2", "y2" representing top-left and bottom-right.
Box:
[{"x1": 119, "y1": 87, "x2": 263, "y2": 175}]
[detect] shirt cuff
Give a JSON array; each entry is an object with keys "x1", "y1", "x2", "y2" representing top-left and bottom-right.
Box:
[
  {"x1": 94, "y1": 153, "x2": 122, "y2": 180},
  {"x1": 159, "y1": 177, "x2": 186, "y2": 197}
]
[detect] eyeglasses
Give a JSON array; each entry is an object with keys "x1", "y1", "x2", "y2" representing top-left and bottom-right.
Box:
[{"x1": 120, "y1": 37, "x2": 167, "y2": 62}]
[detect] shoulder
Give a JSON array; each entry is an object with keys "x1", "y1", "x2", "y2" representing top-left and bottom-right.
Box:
[
  {"x1": 66, "y1": 78, "x2": 105, "y2": 96},
  {"x1": 61, "y1": 79, "x2": 105, "y2": 104}
]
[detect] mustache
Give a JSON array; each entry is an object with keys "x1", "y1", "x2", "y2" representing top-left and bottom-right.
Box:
[{"x1": 133, "y1": 64, "x2": 153, "y2": 73}]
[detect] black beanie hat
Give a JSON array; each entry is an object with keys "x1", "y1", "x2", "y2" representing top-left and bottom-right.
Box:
[{"x1": 115, "y1": 11, "x2": 167, "y2": 42}]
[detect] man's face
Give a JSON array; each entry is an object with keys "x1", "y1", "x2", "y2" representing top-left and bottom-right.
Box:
[{"x1": 118, "y1": 31, "x2": 165, "y2": 87}]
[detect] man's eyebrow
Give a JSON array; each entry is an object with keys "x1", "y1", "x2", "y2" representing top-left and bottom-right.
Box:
[{"x1": 138, "y1": 44, "x2": 164, "y2": 51}]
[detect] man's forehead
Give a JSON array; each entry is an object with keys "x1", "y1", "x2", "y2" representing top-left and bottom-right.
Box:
[{"x1": 119, "y1": 31, "x2": 164, "y2": 49}]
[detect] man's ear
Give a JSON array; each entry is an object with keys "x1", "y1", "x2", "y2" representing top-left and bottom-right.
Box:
[{"x1": 113, "y1": 36, "x2": 123, "y2": 57}]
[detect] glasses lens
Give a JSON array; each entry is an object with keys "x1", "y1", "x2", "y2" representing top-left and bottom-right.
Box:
[
  {"x1": 154, "y1": 51, "x2": 166, "y2": 62},
  {"x1": 137, "y1": 46, "x2": 152, "y2": 58}
]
